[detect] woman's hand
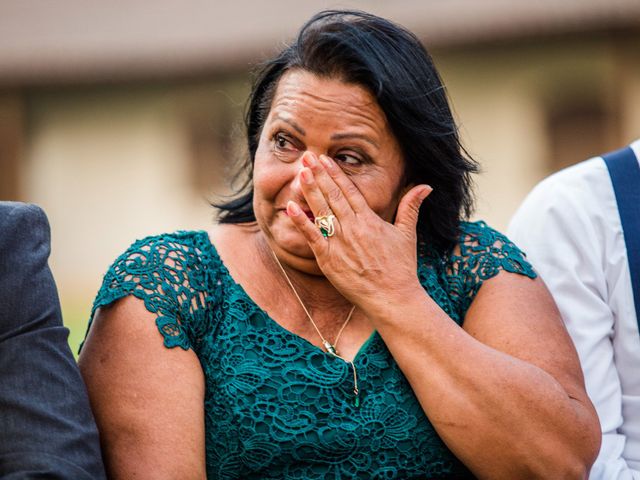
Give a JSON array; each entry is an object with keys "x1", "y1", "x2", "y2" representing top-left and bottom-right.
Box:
[{"x1": 286, "y1": 151, "x2": 431, "y2": 306}]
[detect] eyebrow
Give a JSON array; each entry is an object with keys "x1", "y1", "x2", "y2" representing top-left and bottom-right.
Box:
[
  {"x1": 330, "y1": 132, "x2": 379, "y2": 149},
  {"x1": 273, "y1": 114, "x2": 306, "y2": 136}
]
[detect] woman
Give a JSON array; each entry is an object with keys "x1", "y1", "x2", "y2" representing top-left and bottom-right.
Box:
[{"x1": 79, "y1": 10, "x2": 600, "y2": 479}]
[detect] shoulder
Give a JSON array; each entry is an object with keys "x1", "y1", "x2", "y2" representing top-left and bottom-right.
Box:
[
  {"x1": 0, "y1": 202, "x2": 50, "y2": 258},
  {"x1": 455, "y1": 220, "x2": 536, "y2": 281},
  {"x1": 533, "y1": 157, "x2": 607, "y2": 194},
  {"x1": 0, "y1": 203, "x2": 58, "y2": 331},
  {"x1": 429, "y1": 221, "x2": 536, "y2": 321},
  {"x1": 96, "y1": 229, "x2": 216, "y2": 301},
  {"x1": 510, "y1": 158, "x2": 612, "y2": 232},
  {"x1": 106, "y1": 229, "x2": 216, "y2": 279},
  {"x1": 87, "y1": 229, "x2": 220, "y2": 351},
  {"x1": 508, "y1": 157, "x2": 619, "y2": 265},
  {"x1": 0, "y1": 201, "x2": 48, "y2": 225},
  {"x1": 121, "y1": 229, "x2": 213, "y2": 255}
]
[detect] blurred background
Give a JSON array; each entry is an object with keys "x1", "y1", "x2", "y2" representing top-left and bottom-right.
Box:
[{"x1": 1, "y1": 0, "x2": 639, "y2": 352}]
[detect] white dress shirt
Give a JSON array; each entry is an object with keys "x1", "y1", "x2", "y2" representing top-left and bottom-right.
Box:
[{"x1": 508, "y1": 140, "x2": 640, "y2": 479}]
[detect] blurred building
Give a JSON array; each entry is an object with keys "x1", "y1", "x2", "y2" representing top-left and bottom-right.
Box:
[{"x1": 1, "y1": 0, "x2": 639, "y2": 348}]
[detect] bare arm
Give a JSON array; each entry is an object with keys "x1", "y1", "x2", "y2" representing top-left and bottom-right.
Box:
[
  {"x1": 79, "y1": 296, "x2": 206, "y2": 480},
  {"x1": 368, "y1": 272, "x2": 600, "y2": 479}
]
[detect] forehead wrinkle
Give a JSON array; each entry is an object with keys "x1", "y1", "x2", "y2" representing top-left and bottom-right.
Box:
[
  {"x1": 271, "y1": 76, "x2": 389, "y2": 144},
  {"x1": 290, "y1": 89, "x2": 382, "y2": 124}
]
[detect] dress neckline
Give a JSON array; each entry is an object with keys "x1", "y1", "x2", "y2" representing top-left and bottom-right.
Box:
[{"x1": 197, "y1": 230, "x2": 379, "y2": 364}]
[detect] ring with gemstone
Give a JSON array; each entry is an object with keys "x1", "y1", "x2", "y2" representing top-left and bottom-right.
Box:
[{"x1": 314, "y1": 214, "x2": 337, "y2": 238}]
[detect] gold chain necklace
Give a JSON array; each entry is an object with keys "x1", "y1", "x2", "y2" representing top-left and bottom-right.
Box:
[{"x1": 270, "y1": 249, "x2": 361, "y2": 406}]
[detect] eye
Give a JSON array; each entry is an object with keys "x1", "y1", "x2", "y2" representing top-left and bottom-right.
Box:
[
  {"x1": 274, "y1": 132, "x2": 295, "y2": 151},
  {"x1": 334, "y1": 152, "x2": 364, "y2": 166}
]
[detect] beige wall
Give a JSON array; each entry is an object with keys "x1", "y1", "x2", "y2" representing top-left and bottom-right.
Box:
[
  {"x1": 23, "y1": 82, "x2": 247, "y2": 344},
  {"x1": 621, "y1": 37, "x2": 640, "y2": 141},
  {"x1": 436, "y1": 33, "x2": 640, "y2": 228}
]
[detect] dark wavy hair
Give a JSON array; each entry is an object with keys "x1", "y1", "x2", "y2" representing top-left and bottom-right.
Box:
[{"x1": 216, "y1": 9, "x2": 478, "y2": 253}]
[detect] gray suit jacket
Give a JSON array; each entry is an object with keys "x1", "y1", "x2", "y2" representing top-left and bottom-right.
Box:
[{"x1": 0, "y1": 202, "x2": 106, "y2": 479}]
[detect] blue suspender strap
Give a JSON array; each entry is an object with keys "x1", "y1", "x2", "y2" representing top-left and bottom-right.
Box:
[{"x1": 603, "y1": 146, "x2": 640, "y2": 332}]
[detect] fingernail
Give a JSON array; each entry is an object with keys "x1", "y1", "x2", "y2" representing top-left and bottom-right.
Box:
[
  {"x1": 302, "y1": 152, "x2": 317, "y2": 168},
  {"x1": 421, "y1": 185, "x2": 433, "y2": 199},
  {"x1": 300, "y1": 168, "x2": 313, "y2": 184},
  {"x1": 319, "y1": 155, "x2": 333, "y2": 169},
  {"x1": 287, "y1": 201, "x2": 302, "y2": 216}
]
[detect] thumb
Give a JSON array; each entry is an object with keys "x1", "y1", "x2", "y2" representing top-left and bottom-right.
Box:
[{"x1": 394, "y1": 185, "x2": 432, "y2": 235}]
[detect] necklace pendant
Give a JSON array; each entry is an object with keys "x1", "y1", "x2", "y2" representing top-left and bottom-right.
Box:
[
  {"x1": 323, "y1": 340, "x2": 338, "y2": 356},
  {"x1": 353, "y1": 388, "x2": 360, "y2": 408}
]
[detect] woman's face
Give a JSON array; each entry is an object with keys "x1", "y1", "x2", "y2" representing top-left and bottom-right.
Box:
[{"x1": 253, "y1": 69, "x2": 406, "y2": 268}]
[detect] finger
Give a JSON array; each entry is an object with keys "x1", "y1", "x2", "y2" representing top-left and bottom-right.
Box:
[
  {"x1": 286, "y1": 200, "x2": 330, "y2": 254},
  {"x1": 298, "y1": 167, "x2": 333, "y2": 217},
  {"x1": 317, "y1": 154, "x2": 369, "y2": 215},
  {"x1": 394, "y1": 185, "x2": 432, "y2": 236},
  {"x1": 301, "y1": 153, "x2": 354, "y2": 220}
]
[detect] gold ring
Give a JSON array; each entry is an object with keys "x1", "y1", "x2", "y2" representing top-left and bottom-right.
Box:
[{"x1": 314, "y1": 214, "x2": 336, "y2": 238}]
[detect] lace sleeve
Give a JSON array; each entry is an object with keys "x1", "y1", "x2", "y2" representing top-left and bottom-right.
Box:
[
  {"x1": 447, "y1": 221, "x2": 537, "y2": 318},
  {"x1": 84, "y1": 232, "x2": 214, "y2": 351}
]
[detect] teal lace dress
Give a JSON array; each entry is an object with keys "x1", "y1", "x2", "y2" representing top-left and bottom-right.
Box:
[{"x1": 86, "y1": 220, "x2": 535, "y2": 479}]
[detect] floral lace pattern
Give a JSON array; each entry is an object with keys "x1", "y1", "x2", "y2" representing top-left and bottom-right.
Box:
[{"x1": 87, "y1": 221, "x2": 536, "y2": 479}]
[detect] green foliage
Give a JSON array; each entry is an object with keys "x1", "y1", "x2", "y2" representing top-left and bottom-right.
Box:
[{"x1": 62, "y1": 300, "x2": 91, "y2": 358}]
